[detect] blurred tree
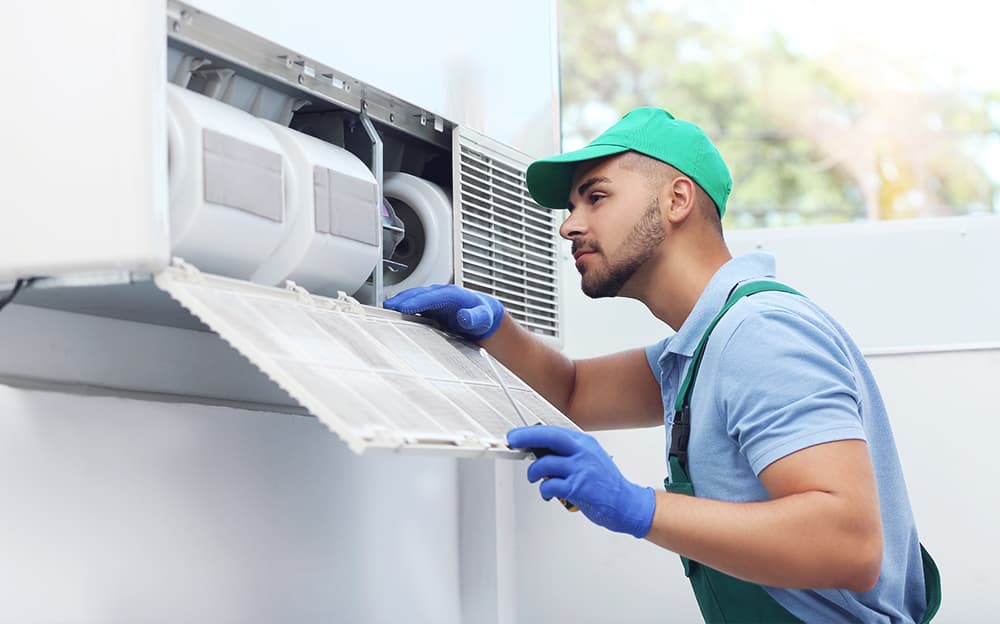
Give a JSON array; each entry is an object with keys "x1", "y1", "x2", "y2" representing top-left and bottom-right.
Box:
[{"x1": 559, "y1": 0, "x2": 1000, "y2": 227}]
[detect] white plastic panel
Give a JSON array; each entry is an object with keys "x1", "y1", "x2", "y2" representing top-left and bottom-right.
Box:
[
  {"x1": 0, "y1": 1, "x2": 168, "y2": 282},
  {"x1": 153, "y1": 263, "x2": 577, "y2": 456}
]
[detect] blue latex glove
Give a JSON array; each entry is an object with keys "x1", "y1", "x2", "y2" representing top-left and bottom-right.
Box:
[
  {"x1": 383, "y1": 284, "x2": 505, "y2": 341},
  {"x1": 507, "y1": 425, "x2": 656, "y2": 539}
]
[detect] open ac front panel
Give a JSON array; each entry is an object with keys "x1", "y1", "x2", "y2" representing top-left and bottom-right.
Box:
[
  {"x1": 155, "y1": 261, "x2": 578, "y2": 458},
  {"x1": 6, "y1": 2, "x2": 566, "y2": 458}
]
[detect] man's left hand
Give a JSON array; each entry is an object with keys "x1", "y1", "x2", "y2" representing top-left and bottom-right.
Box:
[{"x1": 507, "y1": 425, "x2": 656, "y2": 539}]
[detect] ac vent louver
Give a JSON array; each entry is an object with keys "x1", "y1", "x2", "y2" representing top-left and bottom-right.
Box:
[{"x1": 453, "y1": 128, "x2": 561, "y2": 343}]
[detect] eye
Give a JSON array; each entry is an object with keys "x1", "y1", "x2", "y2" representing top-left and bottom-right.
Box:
[{"x1": 589, "y1": 193, "x2": 606, "y2": 204}]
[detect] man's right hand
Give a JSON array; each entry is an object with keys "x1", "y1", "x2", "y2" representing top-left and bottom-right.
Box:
[{"x1": 383, "y1": 284, "x2": 505, "y2": 342}]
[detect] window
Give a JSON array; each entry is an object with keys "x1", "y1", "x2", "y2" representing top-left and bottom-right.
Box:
[{"x1": 559, "y1": 0, "x2": 1000, "y2": 227}]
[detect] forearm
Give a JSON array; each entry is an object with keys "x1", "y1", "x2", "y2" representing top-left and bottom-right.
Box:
[
  {"x1": 479, "y1": 312, "x2": 577, "y2": 414},
  {"x1": 481, "y1": 314, "x2": 664, "y2": 430},
  {"x1": 644, "y1": 489, "x2": 883, "y2": 592}
]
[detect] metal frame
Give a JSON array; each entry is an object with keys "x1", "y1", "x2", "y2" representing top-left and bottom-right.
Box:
[
  {"x1": 166, "y1": 0, "x2": 451, "y2": 151},
  {"x1": 359, "y1": 108, "x2": 385, "y2": 306}
]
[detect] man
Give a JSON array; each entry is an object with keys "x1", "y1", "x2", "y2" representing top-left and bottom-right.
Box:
[{"x1": 384, "y1": 107, "x2": 938, "y2": 622}]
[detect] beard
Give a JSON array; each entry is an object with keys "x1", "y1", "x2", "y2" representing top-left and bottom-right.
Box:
[{"x1": 578, "y1": 197, "x2": 665, "y2": 299}]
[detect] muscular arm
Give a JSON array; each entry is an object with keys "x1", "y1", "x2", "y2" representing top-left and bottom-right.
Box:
[
  {"x1": 480, "y1": 313, "x2": 663, "y2": 430},
  {"x1": 644, "y1": 439, "x2": 883, "y2": 592}
]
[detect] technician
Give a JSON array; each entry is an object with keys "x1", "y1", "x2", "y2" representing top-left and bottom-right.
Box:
[{"x1": 384, "y1": 107, "x2": 940, "y2": 623}]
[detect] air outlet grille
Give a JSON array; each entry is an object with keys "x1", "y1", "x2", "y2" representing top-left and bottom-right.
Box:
[{"x1": 454, "y1": 129, "x2": 561, "y2": 342}]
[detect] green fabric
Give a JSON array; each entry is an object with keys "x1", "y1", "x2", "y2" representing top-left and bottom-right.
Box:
[
  {"x1": 919, "y1": 544, "x2": 941, "y2": 623},
  {"x1": 664, "y1": 279, "x2": 941, "y2": 622},
  {"x1": 525, "y1": 107, "x2": 733, "y2": 215}
]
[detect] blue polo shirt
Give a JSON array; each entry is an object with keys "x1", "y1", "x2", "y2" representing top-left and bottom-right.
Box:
[{"x1": 644, "y1": 253, "x2": 927, "y2": 623}]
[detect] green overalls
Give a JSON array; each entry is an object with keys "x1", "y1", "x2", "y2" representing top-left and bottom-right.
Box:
[{"x1": 663, "y1": 280, "x2": 942, "y2": 623}]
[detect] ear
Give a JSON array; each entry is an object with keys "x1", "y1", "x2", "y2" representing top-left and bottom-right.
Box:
[{"x1": 660, "y1": 176, "x2": 697, "y2": 225}]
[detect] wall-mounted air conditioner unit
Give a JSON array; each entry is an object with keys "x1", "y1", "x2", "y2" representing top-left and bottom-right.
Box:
[{"x1": 0, "y1": 1, "x2": 567, "y2": 457}]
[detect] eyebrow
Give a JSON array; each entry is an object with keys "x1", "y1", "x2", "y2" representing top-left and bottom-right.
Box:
[{"x1": 566, "y1": 176, "x2": 612, "y2": 210}]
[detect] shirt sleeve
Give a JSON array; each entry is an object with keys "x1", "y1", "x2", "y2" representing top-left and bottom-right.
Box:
[{"x1": 716, "y1": 309, "x2": 867, "y2": 475}]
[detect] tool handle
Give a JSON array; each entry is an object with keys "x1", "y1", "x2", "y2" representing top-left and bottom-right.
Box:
[{"x1": 530, "y1": 446, "x2": 579, "y2": 512}]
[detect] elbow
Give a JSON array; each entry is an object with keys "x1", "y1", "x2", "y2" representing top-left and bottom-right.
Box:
[
  {"x1": 560, "y1": 359, "x2": 582, "y2": 419},
  {"x1": 845, "y1": 564, "x2": 881, "y2": 594},
  {"x1": 841, "y1": 533, "x2": 883, "y2": 593},
  {"x1": 829, "y1": 494, "x2": 883, "y2": 593}
]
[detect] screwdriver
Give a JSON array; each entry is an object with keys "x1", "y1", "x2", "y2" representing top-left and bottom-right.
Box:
[{"x1": 480, "y1": 348, "x2": 578, "y2": 512}]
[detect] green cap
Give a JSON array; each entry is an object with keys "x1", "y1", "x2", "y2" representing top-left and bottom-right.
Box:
[{"x1": 526, "y1": 107, "x2": 732, "y2": 216}]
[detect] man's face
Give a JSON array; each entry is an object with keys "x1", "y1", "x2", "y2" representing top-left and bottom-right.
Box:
[{"x1": 560, "y1": 156, "x2": 666, "y2": 298}]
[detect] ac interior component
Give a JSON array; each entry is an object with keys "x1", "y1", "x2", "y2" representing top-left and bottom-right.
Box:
[
  {"x1": 252, "y1": 120, "x2": 380, "y2": 297},
  {"x1": 357, "y1": 172, "x2": 454, "y2": 301},
  {"x1": 164, "y1": 6, "x2": 560, "y2": 342},
  {"x1": 154, "y1": 261, "x2": 578, "y2": 456},
  {"x1": 167, "y1": 83, "x2": 290, "y2": 280},
  {"x1": 380, "y1": 199, "x2": 406, "y2": 264}
]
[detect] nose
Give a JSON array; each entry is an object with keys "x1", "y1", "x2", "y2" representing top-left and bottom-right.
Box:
[{"x1": 559, "y1": 210, "x2": 588, "y2": 241}]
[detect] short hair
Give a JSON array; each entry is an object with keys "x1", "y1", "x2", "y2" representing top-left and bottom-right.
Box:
[{"x1": 617, "y1": 151, "x2": 723, "y2": 236}]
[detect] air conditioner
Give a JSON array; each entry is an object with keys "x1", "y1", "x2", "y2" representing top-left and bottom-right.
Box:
[{"x1": 0, "y1": 1, "x2": 568, "y2": 457}]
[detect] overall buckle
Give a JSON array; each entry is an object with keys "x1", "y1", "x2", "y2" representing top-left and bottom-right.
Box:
[{"x1": 669, "y1": 406, "x2": 691, "y2": 465}]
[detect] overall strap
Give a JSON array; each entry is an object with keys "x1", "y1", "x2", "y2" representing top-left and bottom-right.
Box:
[{"x1": 668, "y1": 280, "x2": 803, "y2": 471}]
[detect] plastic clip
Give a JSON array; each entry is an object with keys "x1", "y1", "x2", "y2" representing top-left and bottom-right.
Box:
[
  {"x1": 170, "y1": 257, "x2": 205, "y2": 283},
  {"x1": 459, "y1": 432, "x2": 493, "y2": 451},
  {"x1": 336, "y1": 290, "x2": 366, "y2": 317},
  {"x1": 367, "y1": 426, "x2": 405, "y2": 448},
  {"x1": 283, "y1": 280, "x2": 313, "y2": 306}
]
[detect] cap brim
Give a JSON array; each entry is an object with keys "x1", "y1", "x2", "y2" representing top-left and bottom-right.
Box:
[{"x1": 526, "y1": 143, "x2": 629, "y2": 209}]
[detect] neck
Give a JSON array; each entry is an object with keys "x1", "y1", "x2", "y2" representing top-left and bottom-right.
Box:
[{"x1": 622, "y1": 233, "x2": 732, "y2": 331}]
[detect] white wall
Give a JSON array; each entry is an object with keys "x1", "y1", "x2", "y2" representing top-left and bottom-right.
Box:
[
  {"x1": 0, "y1": 385, "x2": 463, "y2": 624},
  {"x1": 513, "y1": 217, "x2": 1000, "y2": 622}
]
